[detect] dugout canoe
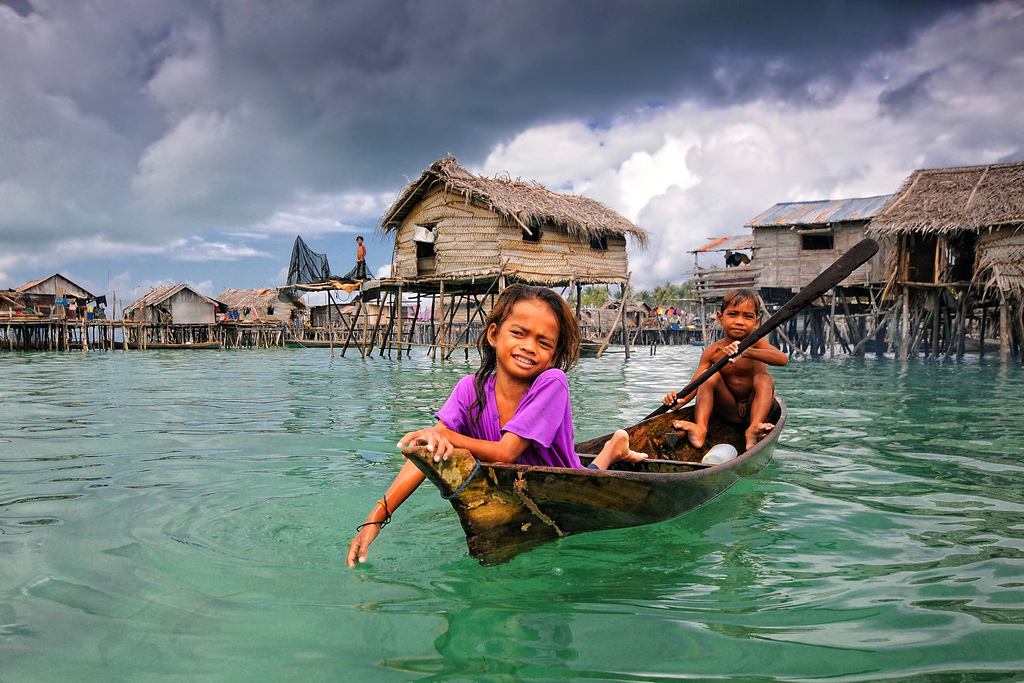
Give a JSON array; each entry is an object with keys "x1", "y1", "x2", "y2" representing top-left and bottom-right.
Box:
[{"x1": 403, "y1": 397, "x2": 786, "y2": 564}]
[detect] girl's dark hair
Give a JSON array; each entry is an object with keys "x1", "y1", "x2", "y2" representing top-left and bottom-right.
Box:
[
  {"x1": 720, "y1": 288, "x2": 760, "y2": 316},
  {"x1": 470, "y1": 284, "x2": 581, "y2": 424}
]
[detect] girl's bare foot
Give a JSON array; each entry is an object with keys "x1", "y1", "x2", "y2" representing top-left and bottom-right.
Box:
[
  {"x1": 594, "y1": 430, "x2": 648, "y2": 468},
  {"x1": 744, "y1": 422, "x2": 774, "y2": 451},
  {"x1": 672, "y1": 419, "x2": 707, "y2": 448}
]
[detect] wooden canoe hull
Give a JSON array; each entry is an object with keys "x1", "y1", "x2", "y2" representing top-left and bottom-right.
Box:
[{"x1": 405, "y1": 398, "x2": 786, "y2": 564}]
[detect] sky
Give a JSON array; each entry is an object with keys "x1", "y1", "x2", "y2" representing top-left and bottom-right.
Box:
[{"x1": 2, "y1": 0, "x2": 1023, "y2": 308}]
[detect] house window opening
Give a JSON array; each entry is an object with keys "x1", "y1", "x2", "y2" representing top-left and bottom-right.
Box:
[
  {"x1": 801, "y1": 234, "x2": 834, "y2": 250},
  {"x1": 522, "y1": 223, "x2": 541, "y2": 243},
  {"x1": 590, "y1": 235, "x2": 608, "y2": 251}
]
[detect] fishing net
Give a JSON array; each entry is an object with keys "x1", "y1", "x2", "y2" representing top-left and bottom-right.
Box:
[{"x1": 286, "y1": 236, "x2": 333, "y2": 286}]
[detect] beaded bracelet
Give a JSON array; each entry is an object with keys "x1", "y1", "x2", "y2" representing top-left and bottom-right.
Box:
[{"x1": 355, "y1": 495, "x2": 392, "y2": 532}]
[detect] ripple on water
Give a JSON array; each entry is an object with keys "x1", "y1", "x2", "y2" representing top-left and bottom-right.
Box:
[{"x1": 2, "y1": 349, "x2": 1024, "y2": 681}]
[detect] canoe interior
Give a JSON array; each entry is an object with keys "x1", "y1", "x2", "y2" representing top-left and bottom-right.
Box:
[{"x1": 575, "y1": 400, "x2": 783, "y2": 466}]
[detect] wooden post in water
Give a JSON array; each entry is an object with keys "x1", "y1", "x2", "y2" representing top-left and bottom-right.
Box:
[
  {"x1": 999, "y1": 296, "x2": 1010, "y2": 363},
  {"x1": 340, "y1": 298, "x2": 363, "y2": 357},
  {"x1": 622, "y1": 278, "x2": 631, "y2": 361},
  {"x1": 407, "y1": 294, "x2": 420, "y2": 356},
  {"x1": 900, "y1": 288, "x2": 910, "y2": 362},
  {"x1": 979, "y1": 302, "x2": 987, "y2": 357},
  {"x1": 327, "y1": 290, "x2": 334, "y2": 358},
  {"x1": 436, "y1": 280, "x2": 445, "y2": 362},
  {"x1": 395, "y1": 285, "x2": 404, "y2": 357},
  {"x1": 596, "y1": 274, "x2": 630, "y2": 359}
]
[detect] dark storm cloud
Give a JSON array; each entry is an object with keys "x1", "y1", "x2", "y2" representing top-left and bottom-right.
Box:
[
  {"x1": 0, "y1": 0, "x2": 1000, "y2": 288},
  {"x1": 0, "y1": 0, "x2": 31, "y2": 17},
  {"x1": 197, "y1": 0, "x2": 985, "y2": 188},
  {"x1": 879, "y1": 71, "x2": 935, "y2": 119}
]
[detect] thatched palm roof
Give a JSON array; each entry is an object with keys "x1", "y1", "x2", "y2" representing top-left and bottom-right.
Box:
[
  {"x1": 379, "y1": 157, "x2": 648, "y2": 246},
  {"x1": 870, "y1": 161, "x2": 1024, "y2": 235}
]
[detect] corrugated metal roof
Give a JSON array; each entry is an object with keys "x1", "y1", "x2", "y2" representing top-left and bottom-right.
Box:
[
  {"x1": 692, "y1": 235, "x2": 754, "y2": 253},
  {"x1": 745, "y1": 195, "x2": 893, "y2": 227}
]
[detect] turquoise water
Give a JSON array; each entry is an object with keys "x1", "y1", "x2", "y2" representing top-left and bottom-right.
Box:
[{"x1": 2, "y1": 347, "x2": 1024, "y2": 681}]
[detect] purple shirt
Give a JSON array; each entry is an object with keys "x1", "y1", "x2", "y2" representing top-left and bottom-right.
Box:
[{"x1": 435, "y1": 369, "x2": 583, "y2": 468}]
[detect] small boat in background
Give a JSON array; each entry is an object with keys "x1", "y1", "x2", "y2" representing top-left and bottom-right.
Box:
[
  {"x1": 578, "y1": 338, "x2": 603, "y2": 357},
  {"x1": 404, "y1": 398, "x2": 786, "y2": 564},
  {"x1": 114, "y1": 340, "x2": 223, "y2": 350}
]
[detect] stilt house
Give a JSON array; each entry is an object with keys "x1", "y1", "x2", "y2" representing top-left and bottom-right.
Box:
[
  {"x1": 216, "y1": 288, "x2": 306, "y2": 323},
  {"x1": 745, "y1": 196, "x2": 892, "y2": 302},
  {"x1": 868, "y1": 161, "x2": 1024, "y2": 361},
  {"x1": 379, "y1": 157, "x2": 647, "y2": 287},
  {"x1": 16, "y1": 273, "x2": 98, "y2": 318},
  {"x1": 125, "y1": 284, "x2": 219, "y2": 325},
  {"x1": 689, "y1": 235, "x2": 757, "y2": 301}
]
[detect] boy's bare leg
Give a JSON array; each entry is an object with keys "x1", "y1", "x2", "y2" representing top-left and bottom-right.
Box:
[
  {"x1": 744, "y1": 373, "x2": 776, "y2": 450},
  {"x1": 673, "y1": 376, "x2": 719, "y2": 448},
  {"x1": 593, "y1": 429, "x2": 648, "y2": 469}
]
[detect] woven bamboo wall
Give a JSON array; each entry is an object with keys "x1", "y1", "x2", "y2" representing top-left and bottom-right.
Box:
[
  {"x1": 976, "y1": 226, "x2": 1024, "y2": 294},
  {"x1": 753, "y1": 223, "x2": 887, "y2": 290},
  {"x1": 392, "y1": 187, "x2": 630, "y2": 282}
]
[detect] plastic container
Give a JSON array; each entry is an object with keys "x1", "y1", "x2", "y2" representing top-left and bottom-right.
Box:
[{"x1": 701, "y1": 443, "x2": 738, "y2": 465}]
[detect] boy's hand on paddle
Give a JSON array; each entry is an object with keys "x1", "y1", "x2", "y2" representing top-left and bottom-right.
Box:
[
  {"x1": 397, "y1": 427, "x2": 453, "y2": 462},
  {"x1": 662, "y1": 390, "x2": 686, "y2": 409},
  {"x1": 723, "y1": 340, "x2": 741, "y2": 361}
]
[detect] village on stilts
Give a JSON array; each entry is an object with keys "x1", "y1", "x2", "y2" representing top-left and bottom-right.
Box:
[{"x1": 3, "y1": 158, "x2": 1023, "y2": 362}]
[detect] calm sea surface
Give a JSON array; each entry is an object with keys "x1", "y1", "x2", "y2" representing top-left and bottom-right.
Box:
[{"x1": 2, "y1": 346, "x2": 1024, "y2": 681}]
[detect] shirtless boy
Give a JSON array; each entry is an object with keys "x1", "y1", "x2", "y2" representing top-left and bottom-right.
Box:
[{"x1": 662, "y1": 289, "x2": 788, "y2": 451}]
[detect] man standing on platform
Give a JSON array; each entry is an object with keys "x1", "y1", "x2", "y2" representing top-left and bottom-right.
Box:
[{"x1": 355, "y1": 235, "x2": 367, "y2": 280}]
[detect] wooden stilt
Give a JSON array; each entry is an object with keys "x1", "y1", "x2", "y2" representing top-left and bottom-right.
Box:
[
  {"x1": 899, "y1": 288, "x2": 910, "y2": 362},
  {"x1": 340, "y1": 298, "x2": 363, "y2": 358},
  {"x1": 1000, "y1": 296, "x2": 1010, "y2": 363},
  {"x1": 622, "y1": 278, "x2": 631, "y2": 361},
  {"x1": 435, "y1": 280, "x2": 445, "y2": 361},
  {"x1": 407, "y1": 294, "x2": 421, "y2": 356}
]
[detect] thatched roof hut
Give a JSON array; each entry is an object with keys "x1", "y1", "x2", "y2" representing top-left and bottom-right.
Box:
[
  {"x1": 869, "y1": 161, "x2": 1024, "y2": 292},
  {"x1": 216, "y1": 288, "x2": 306, "y2": 322},
  {"x1": 379, "y1": 157, "x2": 647, "y2": 286}
]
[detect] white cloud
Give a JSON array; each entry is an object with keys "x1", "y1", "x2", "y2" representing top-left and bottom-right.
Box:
[
  {"x1": 480, "y1": 1, "x2": 1024, "y2": 289},
  {"x1": 248, "y1": 190, "x2": 393, "y2": 236},
  {"x1": 164, "y1": 237, "x2": 272, "y2": 262}
]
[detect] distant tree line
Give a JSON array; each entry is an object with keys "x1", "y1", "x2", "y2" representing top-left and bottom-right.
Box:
[{"x1": 569, "y1": 281, "x2": 694, "y2": 308}]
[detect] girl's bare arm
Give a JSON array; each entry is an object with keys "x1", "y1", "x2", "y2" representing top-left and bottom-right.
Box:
[{"x1": 347, "y1": 459, "x2": 426, "y2": 566}]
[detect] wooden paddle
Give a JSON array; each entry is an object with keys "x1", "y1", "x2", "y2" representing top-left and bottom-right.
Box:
[{"x1": 643, "y1": 237, "x2": 879, "y2": 420}]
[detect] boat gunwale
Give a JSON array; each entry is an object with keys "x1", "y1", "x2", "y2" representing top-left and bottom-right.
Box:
[{"x1": 405, "y1": 398, "x2": 786, "y2": 484}]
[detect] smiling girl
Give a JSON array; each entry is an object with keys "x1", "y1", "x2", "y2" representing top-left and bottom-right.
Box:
[{"x1": 347, "y1": 284, "x2": 646, "y2": 566}]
